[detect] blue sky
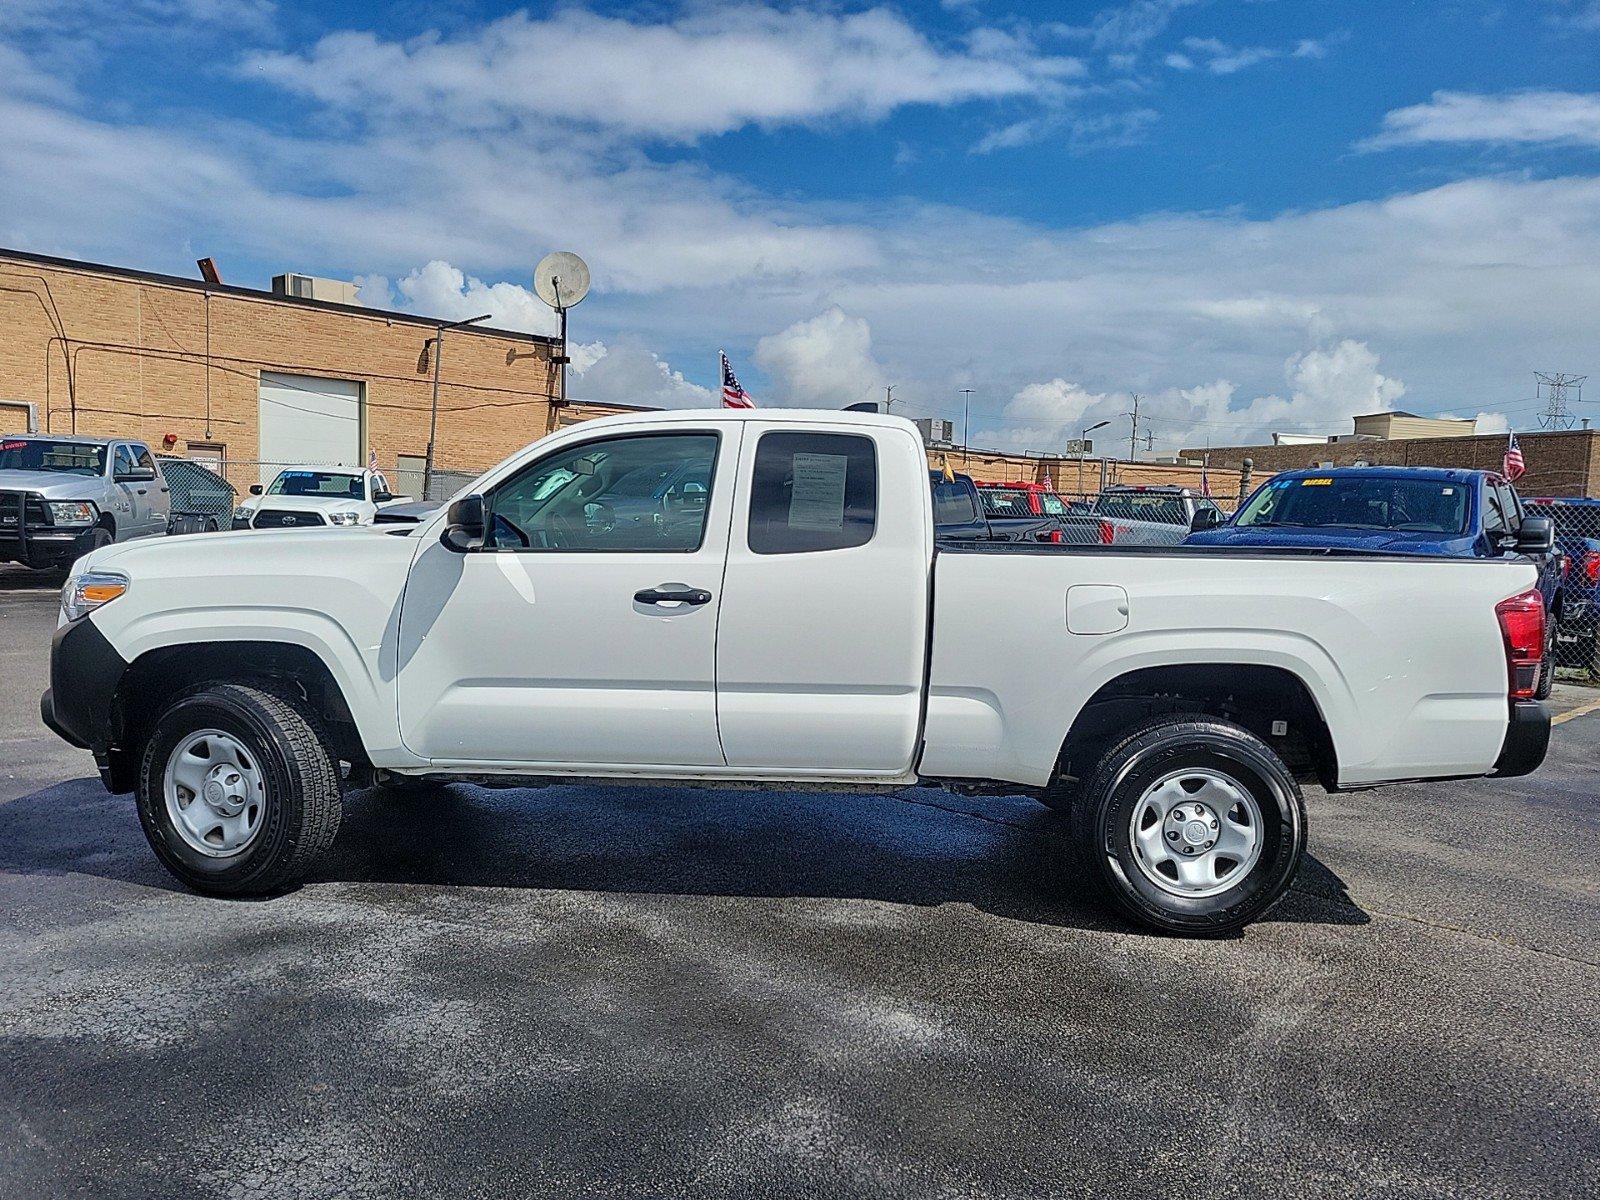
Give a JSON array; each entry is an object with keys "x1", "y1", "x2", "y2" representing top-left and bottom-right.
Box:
[{"x1": 3, "y1": 1, "x2": 1600, "y2": 453}]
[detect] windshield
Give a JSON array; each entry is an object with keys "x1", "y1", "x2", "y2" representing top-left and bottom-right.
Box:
[
  {"x1": 1096, "y1": 492, "x2": 1188, "y2": 525},
  {"x1": 267, "y1": 470, "x2": 365, "y2": 500},
  {"x1": 0, "y1": 438, "x2": 105, "y2": 476},
  {"x1": 1235, "y1": 475, "x2": 1471, "y2": 534}
]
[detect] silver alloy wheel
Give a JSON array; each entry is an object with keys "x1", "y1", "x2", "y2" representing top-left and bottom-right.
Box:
[
  {"x1": 163, "y1": 728, "x2": 267, "y2": 858},
  {"x1": 1129, "y1": 766, "x2": 1264, "y2": 898}
]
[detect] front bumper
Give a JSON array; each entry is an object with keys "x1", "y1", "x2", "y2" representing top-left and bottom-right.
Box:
[
  {"x1": 41, "y1": 616, "x2": 133, "y2": 789},
  {"x1": 1490, "y1": 700, "x2": 1550, "y2": 778}
]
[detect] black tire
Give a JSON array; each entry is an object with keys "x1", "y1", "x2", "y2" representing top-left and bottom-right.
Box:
[
  {"x1": 203, "y1": 517, "x2": 220, "y2": 533},
  {"x1": 71, "y1": 525, "x2": 113, "y2": 564},
  {"x1": 1069, "y1": 713, "x2": 1306, "y2": 936},
  {"x1": 136, "y1": 684, "x2": 343, "y2": 896}
]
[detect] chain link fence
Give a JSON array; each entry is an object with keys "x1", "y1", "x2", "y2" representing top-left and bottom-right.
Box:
[
  {"x1": 1528, "y1": 498, "x2": 1600, "y2": 680},
  {"x1": 155, "y1": 457, "x2": 481, "y2": 524}
]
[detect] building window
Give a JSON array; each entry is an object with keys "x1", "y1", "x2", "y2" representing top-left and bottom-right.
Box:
[{"x1": 187, "y1": 441, "x2": 226, "y2": 465}]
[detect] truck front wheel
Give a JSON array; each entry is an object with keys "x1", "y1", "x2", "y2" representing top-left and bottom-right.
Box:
[
  {"x1": 1070, "y1": 714, "x2": 1306, "y2": 936},
  {"x1": 135, "y1": 684, "x2": 343, "y2": 895}
]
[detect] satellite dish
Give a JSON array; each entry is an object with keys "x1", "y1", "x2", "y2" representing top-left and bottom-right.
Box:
[{"x1": 534, "y1": 251, "x2": 590, "y2": 310}]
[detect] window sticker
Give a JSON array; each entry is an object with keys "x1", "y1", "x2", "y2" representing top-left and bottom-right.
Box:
[
  {"x1": 1301, "y1": 477, "x2": 1333, "y2": 486},
  {"x1": 789, "y1": 452, "x2": 848, "y2": 531},
  {"x1": 1, "y1": 441, "x2": 26, "y2": 452}
]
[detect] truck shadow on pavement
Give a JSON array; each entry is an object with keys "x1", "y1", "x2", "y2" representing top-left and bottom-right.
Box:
[{"x1": 0, "y1": 776, "x2": 1368, "y2": 934}]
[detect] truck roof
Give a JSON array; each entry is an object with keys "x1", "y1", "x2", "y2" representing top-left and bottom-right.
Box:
[
  {"x1": 559, "y1": 407, "x2": 919, "y2": 433},
  {"x1": 1269, "y1": 464, "x2": 1498, "y2": 486},
  {"x1": 0, "y1": 433, "x2": 126, "y2": 446}
]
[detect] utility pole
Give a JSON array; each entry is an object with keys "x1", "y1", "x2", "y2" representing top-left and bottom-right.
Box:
[
  {"x1": 423, "y1": 313, "x2": 492, "y2": 499},
  {"x1": 1126, "y1": 393, "x2": 1142, "y2": 462},
  {"x1": 959, "y1": 388, "x2": 976, "y2": 465},
  {"x1": 884, "y1": 385, "x2": 897, "y2": 413}
]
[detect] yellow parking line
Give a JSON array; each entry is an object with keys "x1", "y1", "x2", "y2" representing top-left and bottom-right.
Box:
[{"x1": 1553, "y1": 697, "x2": 1600, "y2": 726}]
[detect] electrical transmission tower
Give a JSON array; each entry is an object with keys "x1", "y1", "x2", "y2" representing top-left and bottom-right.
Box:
[{"x1": 1535, "y1": 372, "x2": 1586, "y2": 430}]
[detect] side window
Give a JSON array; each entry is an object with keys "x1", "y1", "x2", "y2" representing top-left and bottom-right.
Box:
[
  {"x1": 1484, "y1": 485, "x2": 1509, "y2": 536},
  {"x1": 748, "y1": 432, "x2": 877, "y2": 555},
  {"x1": 488, "y1": 432, "x2": 718, "y2": 552},
  {"x1": 112, "y1": 445, "x2": 137, "y2": 478},
  {"x1": 134, "y1": 446, "x2": 157, "y2": 473}
]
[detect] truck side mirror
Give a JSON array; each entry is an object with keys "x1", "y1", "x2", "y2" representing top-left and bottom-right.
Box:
[
  {"x1": 441, "y1": 494, "x2": 486, "y2": 553},
  {"x1": 373, "y1": 490, "x2": 395, "y2": 503},
  {"x1": 1190, "y1": 508, "x2": 1222, "y2": 533},
  {"x1": 1516, "y1": 514, "x2": 1555, "y2": 556},
  {"x1": 249, "y1": 484, "x2": 263, "y2": 495}
]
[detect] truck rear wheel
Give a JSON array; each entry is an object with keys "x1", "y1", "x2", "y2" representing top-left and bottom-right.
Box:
[
  {"x1": 1070, "y1": 714, "x2": 1305, "y2": 936},
  {"x1": 135, "y1": 684, "x2": 342, "y2": 896}
]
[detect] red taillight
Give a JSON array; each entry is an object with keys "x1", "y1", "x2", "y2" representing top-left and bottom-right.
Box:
[
  {"x1": 1098, "y1": 519, "x2": 1115, "y2": 545},
  {"x1": 1584, "y1": 551, "x2": 1600, "y2": 584},
  {"x1": 1495, "y1": 588, "x2": 1546, "y2": 700}
]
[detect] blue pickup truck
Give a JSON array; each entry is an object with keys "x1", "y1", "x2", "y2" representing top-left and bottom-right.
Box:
[{"x1": 1187, "y1": 465, "x2": 1561, "y2": 671}]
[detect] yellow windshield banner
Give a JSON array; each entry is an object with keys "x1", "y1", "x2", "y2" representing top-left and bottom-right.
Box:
[{"x1": 1301, "y1": 477, "x2": 1333, "y2": 486}]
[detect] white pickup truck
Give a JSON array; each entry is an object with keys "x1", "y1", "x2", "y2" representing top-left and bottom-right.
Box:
[{"x1": 41, "y1": 410, "x2": 1550, "y2": 935}]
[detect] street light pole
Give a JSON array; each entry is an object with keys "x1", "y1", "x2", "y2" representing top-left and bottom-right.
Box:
[
  {"x1": 424, "y1": 313, "x2": 492, "y2": 499},
  {"x1": 959, "y1": 388, "x2": 976, "y2": 465},
  {"x1": 1078, "y1": 419, "x2": 1111, "y2": 496}
]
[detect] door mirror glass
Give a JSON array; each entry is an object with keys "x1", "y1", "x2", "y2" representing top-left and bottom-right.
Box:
[
  {"x1": 249, "y1": 484, "x2": 263, "y2": 495},
  {"x1": 374, "y1": 490, "x2": 395, "y2": 503},
  {"x1": 1516, "y1": 514, "x2": 1555, "y2": 556},
  {"x1": 1190, "y1": 507, "x2": 1222, "y2": 532},
  {"x1": 441, "y1": 494, "x2": 486, "y2": 552}
]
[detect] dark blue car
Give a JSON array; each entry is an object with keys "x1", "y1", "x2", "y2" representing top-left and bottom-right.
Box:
[{"x1": 1187, "y1": 465, "x2": 1563, "y2": 653}]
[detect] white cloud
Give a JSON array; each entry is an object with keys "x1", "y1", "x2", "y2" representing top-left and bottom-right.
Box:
[
  {"x1": 755, "y1": 308, "x2": 887, "y2": 408},
  {"x1": 1286, "y1": 339, "x2": 1406, "y2": 415},
  {"x1": 1170, "y1": 35, "x2": 1331, "y2": 76},
  {"x1": 1164, "y1": 52, "x2": 1195, "y2": 70},
  {"x1": 1061, "y1": 1, "x2": 1202, "y2": 52},
  {"x1": 244, "y1": 7, "x2": 1080, "y2": 142},
  {"x1": 569, "y1": 341, "x2": 715, "y2": 410},
  {"x1": 972, "y1": 108, "x2": 1157, "y2": 154},
  {"x1": 356, "y1": 261, "x2": 561, "y2": 336},
  {"x1": 1364, "y1": 90, "x2": 1600, "y2": 150}
]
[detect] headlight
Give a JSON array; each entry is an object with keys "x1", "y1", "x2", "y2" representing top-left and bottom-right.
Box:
[
  {"x1": 47, "y1": 500, "x2": 98, "y2": 527},
  {"x1": 328, "y1": 511, "x2": 362, "y2": 526},
  {"x1": 62, "y1": 571, "x2": 128, "y2": 622},
  {"x1": 232, "y1": 504, "x2": 253, "y2": 520}
]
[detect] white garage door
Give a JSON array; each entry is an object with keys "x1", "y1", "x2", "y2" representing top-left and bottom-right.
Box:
[{"x1": 258, "y1": 372, "x2": 362, "y2": 483}]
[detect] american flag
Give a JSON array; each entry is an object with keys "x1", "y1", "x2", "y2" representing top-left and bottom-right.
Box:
[
  {"x1": 1503, "y1": 431, "x2": 1525, "y2": 482},
  {"x1": 719, "y1": 350, "x2": 755, "y2": 409}
]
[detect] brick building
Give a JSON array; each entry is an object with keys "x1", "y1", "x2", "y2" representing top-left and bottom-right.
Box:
[
  {"x1": 0, "y1": 247, "x2": 607, "y2": 494},
  {"x1": 1183, "y1": 427, "x2": 1600, "y2": 499}
]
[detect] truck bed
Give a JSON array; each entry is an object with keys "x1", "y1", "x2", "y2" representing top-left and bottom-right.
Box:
[{"x1": 922, "y1": 540, "x2": 1536, "y2": 789}]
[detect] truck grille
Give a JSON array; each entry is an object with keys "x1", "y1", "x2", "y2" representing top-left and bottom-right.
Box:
[
  {"x1": 252, "y1": 509, "x2": 327, "y2": 529},
  {"x1": 0, "y1": 490, "x2": 51, "y2": 537}
]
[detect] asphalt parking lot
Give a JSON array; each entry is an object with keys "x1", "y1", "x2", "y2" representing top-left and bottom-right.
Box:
[{"x1": 1, "y1": 564, "x2": 1597, "y2": 1198}]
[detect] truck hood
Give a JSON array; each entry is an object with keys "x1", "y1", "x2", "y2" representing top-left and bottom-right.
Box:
[
  {"x1": 1185, "y1": 525, "x2": 1478, "y2": 556},
  {"x1": 79, "y1": 522, "x2": 406, "y2": 577},
  {"x1": 0, "y1": 469, "x2": 106, "y2": 499},
  {"x1": 242, "y1": 494, "x2": 374, "y2": 516}
]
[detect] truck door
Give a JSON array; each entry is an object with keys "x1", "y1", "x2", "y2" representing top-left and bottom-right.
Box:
[
  {"x1": 715, "y1": 422, "x2": 931, "y2": 774},
  {"x1": 397, "y1": 427, "x2": 735, "y2": 768},
  {"x1": 109, "y1": 444, "x2": 155, "y2": 538},
  {"x1": 132, "y1": 444, "x2": 170, "y2": 535}
]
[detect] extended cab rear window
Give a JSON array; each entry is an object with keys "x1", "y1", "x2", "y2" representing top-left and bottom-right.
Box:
[{"x1": 748, "y1": 432, "x2": 877, "y2": 554}]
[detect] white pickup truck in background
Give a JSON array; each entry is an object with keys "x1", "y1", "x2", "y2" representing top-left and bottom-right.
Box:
[{"x1": 41, "y1": 410, "x2": 1550, "y2": 935}]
